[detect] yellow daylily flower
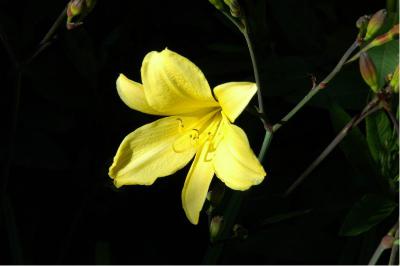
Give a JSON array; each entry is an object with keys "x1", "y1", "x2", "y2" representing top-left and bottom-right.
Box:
[{"x1": 109, "y1": 48, "x2": 266, "y2": 224}]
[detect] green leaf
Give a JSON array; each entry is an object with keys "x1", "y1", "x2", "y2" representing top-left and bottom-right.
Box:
[
  {"x1": 366, "y1": 110, "x2": 393, "y2": 162},
  {"x1": 368, "y1": 40, "x2": 399, "y2": 88},
  {"x1": 340, "y1": 194, "x2": 397, "y2": 236},
  {"x1": 328, "y1": 102, "x2": 378, "y2": 184},
  {"x1": 366, "y1": 110, "x2": 399, "y2": 184}
]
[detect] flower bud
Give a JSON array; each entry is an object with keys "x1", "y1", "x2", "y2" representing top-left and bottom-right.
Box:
[
  {"x1": 389, "y1": 65, "x2": 399, "y2": 93},
  {"x1": 66, "y1": 0, "x2": 96, "y2": 30},
  {"x1": 209, "y1": 216, "x2": 223, "y2": 242},
  {"x1": 223, "y1": 0, "x2": 241, "y2": 18},
  {"x1": 208, "y1": 0, "x2": 225, "y2": 10},
  {"x1": 365, "y1": 9, "x2": 387, "y2": 40},
  {"x1": 359, "y1": 52, "x2": 379, "y2": 92},
  {"x1": 364, "y1": 24, "x2": 399, "y2": 51}
]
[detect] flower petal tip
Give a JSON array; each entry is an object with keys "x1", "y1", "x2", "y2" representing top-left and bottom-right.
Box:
[{"x1": 183, "y1": 206, "x2": 199, "y2": 225}]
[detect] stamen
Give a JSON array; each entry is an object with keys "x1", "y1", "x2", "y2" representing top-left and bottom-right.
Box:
[
  {"x1": 172, "y1": 129, "x2": 199, "y2": 153},
  {"x1": 176, "y1": 118, "x2": 184, "y2": 133}
]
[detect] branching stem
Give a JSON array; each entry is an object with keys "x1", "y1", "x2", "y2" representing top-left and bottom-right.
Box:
[
  {"x1": 284, "y1": 97, "x2": 381, "y2": 196},
  {"x1": 368, "y1": 221, "x2": 399, "y2": 265},
  {"x1": 273, "y1": 40, "x2": 359, "y2": 132}
]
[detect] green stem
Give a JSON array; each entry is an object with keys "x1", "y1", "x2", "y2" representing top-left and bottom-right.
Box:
[
  {"x1": 202, "y1": 6, "x2": 274, "y2": 264},
  {"x1": 284, "y1": 97, "x2": 381, "y2": 196},
  {"x1": 0, "y1": 27, "x2": 19, "y2": 69},
  {"x1": 273, "y1": 40, "x2": 359, "y2": 132},
  {"x1": 202, "y1": 131, "x2": 273, "y2": 264},
  {"x1": 40, "y1": 7, "x2": 67, "y2": 46},
  {"x1": 368, "y1": 221, "x2": 399, "y2": 265},
  {"x1": 386, "y1": 0, "x2": 397, "y2": 13},
  {"x1": 25, "y1": 6, "x2": 67, "y2": 66},
  {"x1": 389, "y1": 225, "x2": 399, "y2": 265},
  {"x1": 243, "y1": 19, "x2": 272, "y2": 131},
  {"x1": 385, "y1": 108, "x2": 399, "y2": 136},
  {"x1": 243, "y1": 31, "x2": 265, "y2": 119}
]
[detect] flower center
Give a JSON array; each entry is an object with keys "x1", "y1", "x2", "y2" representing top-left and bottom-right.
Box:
[{"x1": 172, "y1": 109, "x2": 223, "y2": 155}]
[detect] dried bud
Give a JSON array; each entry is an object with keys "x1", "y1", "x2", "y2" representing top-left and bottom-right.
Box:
[
  {"x1": 356, "y1": 15, "x2": 370, "y2": 41},
  {"x1": 223, "y1": 0, "x2": 241, "y2": 18},
  {"x1": 233, "y1": 224, "x2": 248, "y2": 240},
  {"x1": 208, "y1": 0, "x2": 225, "y2": 10},
  {"x1": 66, "y1": 0, "x2": 96, "y2": 30},
  {"x1": 365, "y1": 9, "x2": 387, "y2": 40},
  {"x1": 356, "y1": 15, "x2": 370, "y2": 29},
  {"x1": 389, "y1": 65, "x2": 399, "y2": 93},
  {"x1": 381, "y1": 235, "x2": 395, "y2": 249},
  {"x1": 359, "y1": 52, "x2": 379, "y2": 92},
  {"x1": 364, "y1": 24, "x2": 399, "y2": 51},
  {"x1": 209, "y1": 216, "x2": 223, "y2": 242}
]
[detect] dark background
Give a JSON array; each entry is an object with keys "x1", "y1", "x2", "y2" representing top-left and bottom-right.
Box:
[{"x1": 0, "y1": 0, "x2": 395, "y2": 264}]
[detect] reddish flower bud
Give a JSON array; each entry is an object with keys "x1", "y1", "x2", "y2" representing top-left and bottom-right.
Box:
[
  {"x1": 364, "y1": 24, "x2": 399, "y2": 51},
  {"x1": 66, "y1": 0, "x2": 96, "y2": 30},
  {"x1": 365, "y1": 9, "x2": 387, "y2": 40},
  {"x1": 359, "y1": 52, "x2": 379, "y2": 92}
]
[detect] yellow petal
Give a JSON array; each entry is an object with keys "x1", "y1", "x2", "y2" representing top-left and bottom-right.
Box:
[
  {"x1": 116, "y1": 74, "x2": 162, "y2": 115},
  {"x1": 214, "y1": 115, "x2": 266, "y2": 190},
  {"x1": 213, "y1": 82, "x2": 257, "y2": 122},
  {"x1": 182, "y1": 142, "x2": 215, "y2": 224},
  {"x1": 109, "y1": 116, "x2": 198, "y2": 187},
  {"x1": 141, "y1": 49, "x2": 219, "y2": 115}
]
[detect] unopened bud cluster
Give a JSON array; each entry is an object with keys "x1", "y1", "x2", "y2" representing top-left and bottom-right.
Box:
[{"x1": 209, "y1": 0, "x2": 242, "y2": 19}]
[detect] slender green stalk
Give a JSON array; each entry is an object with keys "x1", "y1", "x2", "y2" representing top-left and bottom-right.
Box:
[
  {"x1": 243, "y1": 31, "x2": 267, "y2": 126},
  {"x1": 202, "y1": 130, "x2": 273, "y2": 264},
  {"x1": 203, "y1": 5, "x2": 276, "y2": 263},
  {"x1": 369, "y1": 242, "x2": 388, "y2": 265},
  {"x1": 39, "y1": 7, "x2": 67, "y2": 46},
  {"x1": 386, "y1": 0, "x2": 397, "y2": 13},
  {"x1": 284, "y1": 97, "x2": 381, "y2": 196},
  {"x1": 385, "y1": 108, "x2": 399, "y2": 136},
  {"x1": 222, "y1": 10, "x2": 270, "y2": 130},
  {"x1": 273, "y1": 40, "x2": 359, "y2": 132},
  {"x1": 389, "y1": 226, "x2": 399, "y2": 265},
  {"x1": 368, "y1": 221, "x2": 398, "y2": 265},
  {"x1": 0, "y1": 28, "x2": 19, "y2": 69},
  {"x1": 25, "y1": 7, "x2": 67, "y2": 66}
]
